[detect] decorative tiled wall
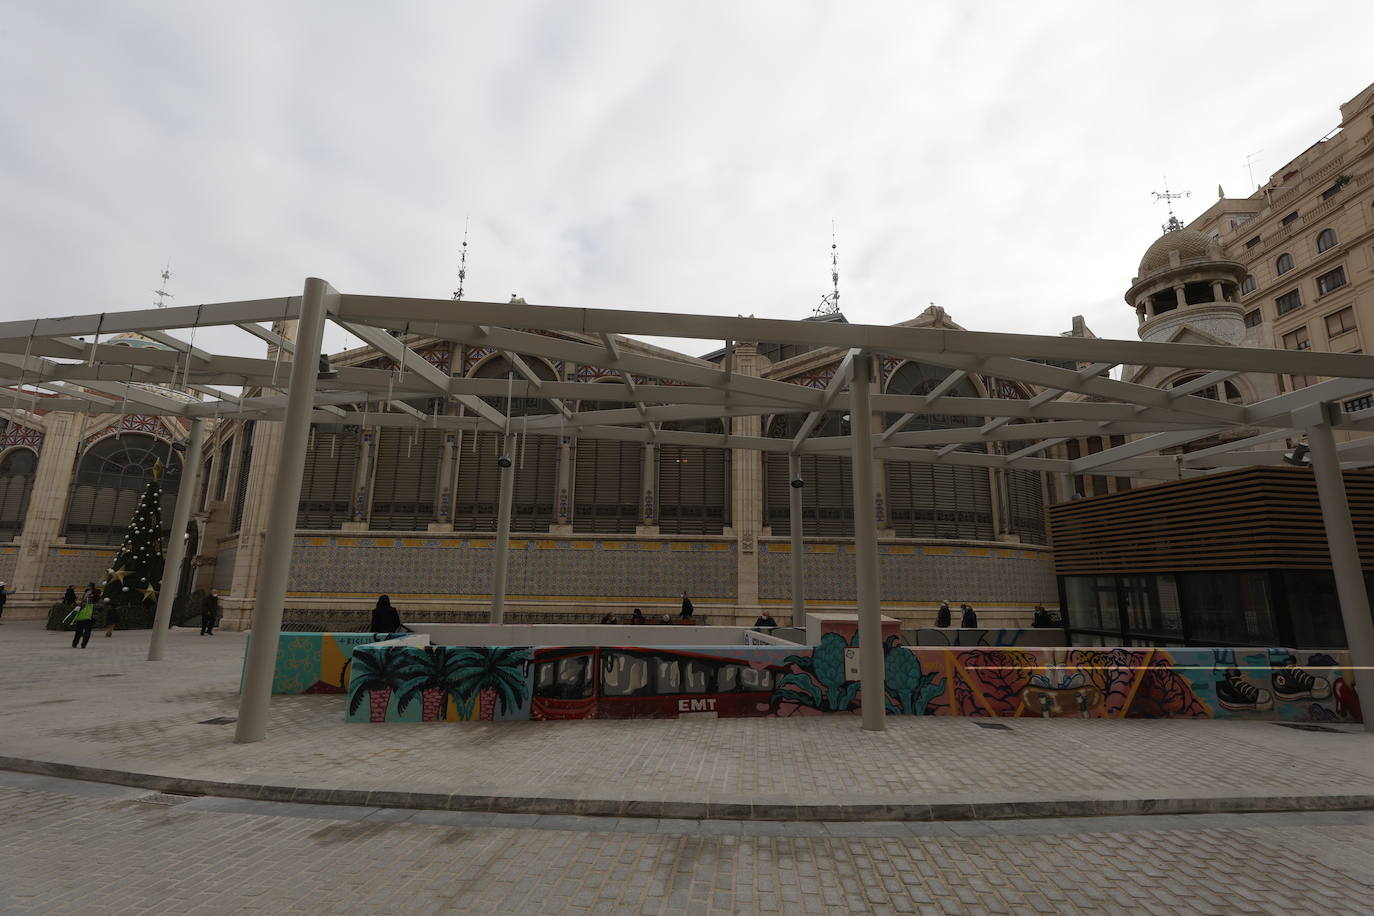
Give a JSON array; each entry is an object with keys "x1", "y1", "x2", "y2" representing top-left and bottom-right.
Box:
[
  {"x1": 0, "y1": 546, "x2": 17, "y2": 584},
  {"x1": 44, "y1": 546, "x2": 116, "y2": 591},
  {"x1": 285, "y1": 536, "x2": 737, "y2": 600},
  {"x1": 758, "y1": 542, "x2": 1057, "y2": 604}
]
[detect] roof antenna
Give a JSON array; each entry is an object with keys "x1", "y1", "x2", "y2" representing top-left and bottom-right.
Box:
[
  {"x1": 153, "y1": 260, "x2": 174, "y2": 308},
  {"x1": 813, "y1": 221, "x2": 841, "y2": 317},
  {"x1": 452, "y1": 218, "x2": 469, "y2": 301},
  {"x1": 1151, "y1": 178, "x2": 1190, "y2": 234}
]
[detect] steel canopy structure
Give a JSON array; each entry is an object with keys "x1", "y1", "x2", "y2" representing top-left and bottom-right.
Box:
[{"x1": 3, "y1": 277, "x2": 1373, "y2": 738}]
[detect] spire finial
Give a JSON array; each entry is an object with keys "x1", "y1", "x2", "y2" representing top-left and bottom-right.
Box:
[
  {"x1": 452, "y1": 218, "x2": 469, "y2": 301},
  {"x1": 813, "y1": 222, "x2": 841, "y2": 317},
  {"x1": 153, "y1": 260, "x2": 174, "y2": 308},
  {"x1": 1151, "y1": 177, "x2": 1190, "y2": 233}
]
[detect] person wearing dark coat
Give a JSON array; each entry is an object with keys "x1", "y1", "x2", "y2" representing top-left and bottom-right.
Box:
[
  {"x1": 960, "y1": 604, "x2": 978, "y2": 628},
  {"x1": 369, "y1": 595, "x2": 404, "y2": 634},
  {"x1": 935, "y1": 601, "x2": 952, "y2": 628},
  {"x1": 680, "y1": 592, "x2": 694, "y2": 619},
  {"x1": 63, "y1": 585, "x2": 78, "y2": 608},
  {"x1": 200, "y1": 590, "x2": 220, "y2": 635},
  {"x1": 630, "y1": 608, "x2": 646, "y2": 625},
  {"x1": 753, "y1": 613, "x2": 777, "y2": 628},
  {"x1": 1032, "y1": 604, "x2": 1052, "y2": 628}
]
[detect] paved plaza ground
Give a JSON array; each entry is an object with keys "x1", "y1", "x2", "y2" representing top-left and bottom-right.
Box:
[{"x1": 3, "y1": 620, "x2": 1374, "y2": 912}]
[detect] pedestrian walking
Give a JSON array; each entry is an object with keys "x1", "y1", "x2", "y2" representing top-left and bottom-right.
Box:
[
  {"x1": 935, "y1": 600, "x2": 952, "y2": 628},
  {"x1": 1032, "y1": 604, "x2": 1052, "y2": 628},
  {"x1": 630, "y1": 608, "x2": 646, "y2": 625},
  {"x1": 63, "y1": 585, "x2": 77, "y2": 607},
  {"x1": 66, "y1": 597, "x2": 95, "y2": 648},
  {"x1": 680, "y1": 592, "x2": 694, "y2": 619},
  {"x1": 960, "y1": 603, "x2": 978, "y2": 628},
  {"x1": 200, "y1": 589, "x2": 220, "y2": 635},
  {"x1": 103, "y1": 598, "x2": 120, "y2": 638}
]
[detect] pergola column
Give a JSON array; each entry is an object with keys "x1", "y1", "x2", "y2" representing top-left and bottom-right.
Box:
[
  {"x1": 848, "y1": 353, "x2": 884, "y2": 732},
  {"x1": 148, "y1": 417, "x2": 205, "y2": 660},
  {"x1": 1304, "y1": 407, "x2": 1374, "y2": 733},
  {"x1": 788, "y1": 452, "x2": 804, "y2": 628},
  {"x1": 490, "y1": 431, "x2": 515, "y2": 624},
  {"x1": 235, "y1": 278, "x2": 331, "y2": 744}
]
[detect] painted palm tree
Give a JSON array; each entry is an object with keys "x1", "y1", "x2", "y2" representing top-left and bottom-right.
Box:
[
  {"x1": 347, "y1": 646, "x2": 408, "y2": 722},
  {"x1": 449, "y1": 646, "x2": 531, "y2": 721},
  {"x1": 396, "y1": 646, "x2": 471, "y2": 722}
]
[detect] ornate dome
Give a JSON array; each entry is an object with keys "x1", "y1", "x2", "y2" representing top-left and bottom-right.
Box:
[{"x1": 1138, "y1": 228, "x2": 1215, "y2": 276}]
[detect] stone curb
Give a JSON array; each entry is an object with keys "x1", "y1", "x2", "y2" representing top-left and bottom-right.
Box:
[{"x1": 4, "y1": 755, "x2": 1374, "y2": 823}]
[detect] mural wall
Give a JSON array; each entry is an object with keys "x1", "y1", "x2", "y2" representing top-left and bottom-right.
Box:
[
  {"x1": 346, "y1": 636, "x2": 1361, "y2": 725},
  {"x1": 242, "y1": 631, "x2": 415, "y2": 695}
]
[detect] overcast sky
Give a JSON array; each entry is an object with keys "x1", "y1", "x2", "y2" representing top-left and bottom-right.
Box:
[{"x1": 3, "y1": 2, "x2": 1372, "y2": 361}]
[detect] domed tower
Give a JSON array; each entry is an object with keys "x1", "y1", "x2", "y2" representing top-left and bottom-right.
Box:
[{"x1": 1125, "y1": 228, "x2": 1248, "y2": 344}]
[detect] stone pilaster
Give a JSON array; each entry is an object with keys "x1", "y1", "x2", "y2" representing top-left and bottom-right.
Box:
[
  {"x1": 636, "y1": 443, "x2": 658, "y2": 536},
  {"x1": 730, "y1": 343, "x2": 763, "y2": 621},
  {"x1": 13, "y1": 413, "x2": 80, "y2": 607}
]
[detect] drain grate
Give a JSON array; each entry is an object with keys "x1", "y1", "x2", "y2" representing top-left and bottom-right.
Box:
[
  {"x1": 974, "y1": 722, "x2": 1012, "y2": 731},
  {"x1": 93, "y1": 674, "x2": 124, "y2": 678},
  {"x1": 198, "y1": 716, "x2": 238, "y2": 725},
  {"x1": 137, "y1": 793, "x2": 196, "y2": 806},
  {"x1": 1273, "y1": 723, "x2": 1347, "y2": 734}
]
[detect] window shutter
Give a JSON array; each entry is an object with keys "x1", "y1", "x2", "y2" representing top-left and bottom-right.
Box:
[
  {"x1": 297, "y1": 426, "x2": 359, "y2": 529},
  {"x1": 659, "y1": 444, "x2": 726, "y2": 534},
  {"x1": 370, "y1": 427, "x2": 442, "y2": 530},
  {"x1": 572, "y1": 438, "x2": 642, "y2": 533},
  {"x1": 509, "y1": 433, "x2": 558, "y2": 532},
  {"x1": 1006, "y1": 469, "x2": 1047, "y2": 543},
  {"x1": 231, "y1": 422, "x2": 256, "y2": 532},
  {"x1": 454, "y1": 431, "x2": 504, "y2": 531}
]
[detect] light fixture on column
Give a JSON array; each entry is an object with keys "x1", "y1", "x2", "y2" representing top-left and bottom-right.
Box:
[
  {"x1": 497, "y1": 454, "x2": 513, "y2": 469},
  {"x1": 1283, "y1": 443, "x2": 1311, "y2": 466},
  {"x1": 790, "y1": 477, "x2": 806, "y2": 489}
]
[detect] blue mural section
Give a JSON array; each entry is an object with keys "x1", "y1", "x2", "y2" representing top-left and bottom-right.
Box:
[{"x1": 240, "y1": 631, "x2": 409, "y2": 695}]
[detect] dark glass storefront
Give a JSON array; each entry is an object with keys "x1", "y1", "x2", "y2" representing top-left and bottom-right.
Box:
[{"x1": 1060, "y1": 570, "x2": 1355, "y2": 649}]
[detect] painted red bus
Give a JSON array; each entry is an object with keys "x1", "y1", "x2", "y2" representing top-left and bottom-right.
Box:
[{"x1": 531, "y1": 646, "x2": 780, "y2": 720}]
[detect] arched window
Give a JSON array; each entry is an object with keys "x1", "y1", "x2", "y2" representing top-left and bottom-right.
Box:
[
  {"x1": 571, "y1": 381, "x2": 643, "y2": 534},
  {"x1": 1169, "y1": 375, "x2": 1244, "y2": 405},
  {"x1": 658, "y1": 418, "x2": 728, "y2": 535},
  {"x1": 1275, "y1": 253, "x2": 1294, "y2": 276},
  {"x1": 0, "y1": 448, "x2": 37, "y2": 539},
  {"x1": 764, "y1": 410, "x2": 852, "y2": 537},
  {"x1": 454, "y1": 356, "x2": 560, "y2": 532},
  {"x1": 1240, "y1": 274, "x2": 1257, "y2": 296},
  {"x1": 1316, "y1": 228, "x2": 1338, "y2": 253},
  {"x1": 881, "y1": 362, "x2": 994, "y2": 540},
  {"x1": 65, "y1": 434, "x2": 182, "y2": 545}
]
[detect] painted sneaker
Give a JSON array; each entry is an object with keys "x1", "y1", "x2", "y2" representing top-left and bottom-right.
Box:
[
  {"x1": 1272, "y1": 663, "x2": 1332, "y2": 701},
  {"x1": 1215, "y1": 669, "x2": 1273, "y2": 712}
]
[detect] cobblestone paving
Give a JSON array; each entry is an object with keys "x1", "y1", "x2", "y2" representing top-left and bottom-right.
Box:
[
  {"x1": 3, "y1": 774, "x2": 1374, "y2": 915},
  {"x1": 3, "y1": 621, "x2": 1374, "y2": 813}
]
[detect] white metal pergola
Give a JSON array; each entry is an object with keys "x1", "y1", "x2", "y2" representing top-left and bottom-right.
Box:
[{"x1": 5, "y1": 277, "x2": 1374, "y2": 738}]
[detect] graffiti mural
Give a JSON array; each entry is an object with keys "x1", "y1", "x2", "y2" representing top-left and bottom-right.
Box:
[
  {"x1": 347, "y1": 644, "x2": 532, "y2": 722},
  {"x1": 343, "y1": 639, "x2": 1361, "y2": 725},
  {"x1": 241, "y1": 631, "x2": 410, "y2": 695}
]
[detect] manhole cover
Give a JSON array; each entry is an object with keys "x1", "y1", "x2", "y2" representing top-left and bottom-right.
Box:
[
  {"x1": 1273, "y1": 723, "x2": 1346, "y2": 733},
  {"x1": 137, "y1": 793, "x2": 196, "y2": 806},
  {"x1": 974, "y1": 722, "x2": 1012, "y2": 731},
  {"x1": 198, "y1": 716, "x2": 238, "y2": 725},
  {"x1": 93, "y1": 674, "x2": 124, "y2": 678}
]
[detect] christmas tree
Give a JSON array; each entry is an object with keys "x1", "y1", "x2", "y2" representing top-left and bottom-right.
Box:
[{"x1": 102, "y1": 459, "x2": 167, "y2": 606}]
